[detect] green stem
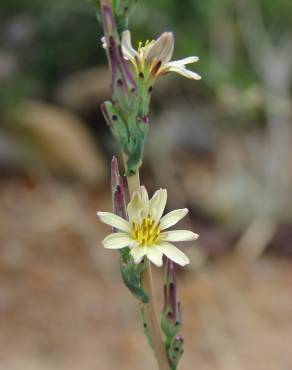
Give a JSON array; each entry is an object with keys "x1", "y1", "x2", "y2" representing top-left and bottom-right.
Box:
[{"x1": 123, "y1": 154, "x2": 170, "y2": 370}]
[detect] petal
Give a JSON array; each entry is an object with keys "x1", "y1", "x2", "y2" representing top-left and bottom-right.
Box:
[
  {"x1": 166, "y1": 65, "x2": 201, "y2": 80},
  {"x1": 157, "y1": 242, "x2": 190, "y2": 266},
  {"x1": 97, "y1": 212, "x2": 130, "y2": 232},
  {"x1": 166, "y1": 56, "x2": 199, "y2": 66},
  {"x1": 146, "y1": 247, "x2": 163, "y2": 267},
  {"x1": 149, "y1": 189, "x2": 167, "y2": 223},
  {"x1": 145, "y1": 32, "x2": 174, "y2": 65},
  {"x1": 101, "y1": 36, "x2": 106, "y2": 49},
  {"x1": 140, "y1": 186, "x2": 150, "y2": 217},
  {"x1": 102, "y1": 232, "x2": 133, "y2": 249},
  {"x1": 121, "y1": 30, "x2": 139, "y2": 63},
  {"x1": 159, "y1": 208, "x2": 189, "y2": 230},
  {"x1": 131, "y1": 245, "x2": 147, "y2": 264},
  {"x1": 127, "y1": 191, "x2": 144, "y2": 223},
  {"x1": 160, "y1": 230, "x2": 199, "y2": 242}
]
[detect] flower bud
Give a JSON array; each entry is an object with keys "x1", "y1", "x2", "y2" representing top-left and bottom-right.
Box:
[
  {"x1": 101, "y1": 3, "x2": 137, "y2": 111},
  {"x1": 111, "y1": 156, "x2": 127, "y2": 220},
  {"x1": 161, "y1": 259, "x2": 182, "y2": 339}
]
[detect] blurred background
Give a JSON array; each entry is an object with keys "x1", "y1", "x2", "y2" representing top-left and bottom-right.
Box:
[{"x1": 1, "y1": 0, "x2": 292, "y2": 369}]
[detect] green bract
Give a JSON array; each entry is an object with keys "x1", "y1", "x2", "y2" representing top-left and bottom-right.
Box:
[
  {"x1": 113, "y1": 0, "x2": 138, "y2": 32},
  {"x1": 167, "y1": 336, "x2": 184, "y2": 370}
]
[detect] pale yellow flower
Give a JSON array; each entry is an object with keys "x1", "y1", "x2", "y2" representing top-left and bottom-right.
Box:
[
  {"x1": 97, "y1": 187, "x2": 199, "y2": 267},
  {"x1": 121, "y1": 30, "x2": 201, "y2": 81}
]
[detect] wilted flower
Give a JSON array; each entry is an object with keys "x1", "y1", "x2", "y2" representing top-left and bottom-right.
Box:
[
  {"x1": 97, "y1": 186, "x2": 198, "y2": 267},
  {"x1": 120, "y1": 30, "x2": 201, "y2": 81}
]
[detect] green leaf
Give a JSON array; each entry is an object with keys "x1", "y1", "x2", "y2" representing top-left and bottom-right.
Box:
[{"x1": 120, "y1": 256, "x2": 149, "y2": 303}]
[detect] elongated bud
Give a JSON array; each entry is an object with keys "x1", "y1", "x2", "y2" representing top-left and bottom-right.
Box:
[
  {"x1": 161, "y1": 260, "x2": 185, "y2": 369},
  {"x1": 161, "y1": 259, "x2": 182, "y2": 338},
  {"x1": 111, "y1": 156, "x2": 127, "y2": 220},
  {"x1": 101, "y1": 3, "x2": 136, "y2": 110}
]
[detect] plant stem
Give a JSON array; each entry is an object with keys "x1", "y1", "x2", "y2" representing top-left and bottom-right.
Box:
[
  {"x1": 123, "y1": 155, "x2": 170, "y2": 370},
  {"x1": 140, "y1": 264, "x2": 171, "y2": 370}
]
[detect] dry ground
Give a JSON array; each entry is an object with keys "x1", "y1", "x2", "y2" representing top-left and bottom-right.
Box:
[{"x1": 0, "y1": 178, "x2": 292, "y2": 370}]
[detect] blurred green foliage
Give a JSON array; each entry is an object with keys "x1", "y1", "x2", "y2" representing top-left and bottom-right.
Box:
[
  {"x1": 0, "y1": 0, "x2": 292, "y2": 119},
  {"x1": 0, "y1": 0, "x2": 101, "y2": 115}
]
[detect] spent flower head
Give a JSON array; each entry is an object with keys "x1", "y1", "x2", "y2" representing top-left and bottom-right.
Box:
[{"x1": 97, "y1": 186, "x2": 198, "y2": 267}]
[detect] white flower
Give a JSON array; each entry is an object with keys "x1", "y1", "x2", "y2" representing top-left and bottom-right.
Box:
[
  {"x1": 97, "y1": 186, "x2": 199, "y2": 267},
  {"x1": 121, "y1": 30, "x2": 201, "y2": 81}
]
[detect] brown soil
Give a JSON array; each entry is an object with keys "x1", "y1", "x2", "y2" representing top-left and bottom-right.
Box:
[{"x1": 0, "y1": 179, "x2": 291, "y2": 370}]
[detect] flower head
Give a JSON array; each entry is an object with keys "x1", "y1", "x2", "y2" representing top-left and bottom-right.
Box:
[
  {"x1": 97, "y1": 186, "x2": 199, "y2": 267},
  {"x1": 120, "y1": 30, "x2": 201, "y2": 82}
]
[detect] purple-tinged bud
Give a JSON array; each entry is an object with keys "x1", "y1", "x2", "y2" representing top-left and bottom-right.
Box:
[
  {"x1": 111, "y1": 156, "x2": 127, "y2": 220},
  {"x1": 101, "y1": 3, "x2": 136, "y2": 107},
  {"x1": 161, "y1": 259, "x2": 182, "y2": 338},
  {"x1": 165, "y1": 259, "x2": 180, "y2": 323}
]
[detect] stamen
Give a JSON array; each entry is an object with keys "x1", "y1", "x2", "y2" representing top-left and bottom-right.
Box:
[{"x1": 131, "y1": 217, "x2": 161, "y2": 246}]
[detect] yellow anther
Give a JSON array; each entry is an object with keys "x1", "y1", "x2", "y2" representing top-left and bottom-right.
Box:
[{"x1": 131, "y1": 217, "x2": 161, "y2": 246}]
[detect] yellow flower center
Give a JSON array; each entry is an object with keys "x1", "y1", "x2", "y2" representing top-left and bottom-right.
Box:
[{"x1": 131, "y1": 217, "x2": 161, "y2": 246}]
